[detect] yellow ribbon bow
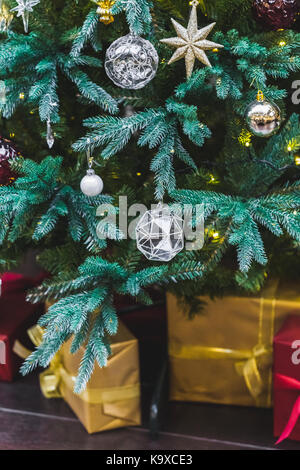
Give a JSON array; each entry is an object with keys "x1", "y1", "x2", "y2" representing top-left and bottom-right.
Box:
[
  {"x1": 14, "y1": 325, "x2": 140, "y2": 404},
  {"x1": 234, "y1": 343, "x2": 273, "y2": 399},
  {"x1": 13, "y1": 324, "x2": 62, "y2": 398},
  {"x1": 169, "y1": 342, "x2": 272, "y2": 401}
]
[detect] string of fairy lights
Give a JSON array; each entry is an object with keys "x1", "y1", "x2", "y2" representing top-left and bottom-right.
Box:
[{"x1": 0, "y1": 0, "x2": 299, "y2": 189}]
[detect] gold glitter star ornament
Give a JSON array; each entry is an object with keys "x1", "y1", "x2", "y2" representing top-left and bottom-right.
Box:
[{"x1": 160, "y1": 0, "x2": 224, "y2": 79}]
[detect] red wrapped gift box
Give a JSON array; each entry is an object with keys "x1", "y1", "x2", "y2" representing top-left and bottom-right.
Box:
[
  {"x1": 0, "y1": 272, "x2": 44, "y2": 382},
  {"x1": 274, "y1": 315, "x2": 300, "y2": 443}
]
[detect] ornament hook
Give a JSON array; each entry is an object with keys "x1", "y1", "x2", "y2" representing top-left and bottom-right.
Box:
[
  {"x1": 257, "y1": 90, "x2": 264, "y2": 102},
  {"x1": 86, "y1": 138, "x2": 93, "y2": 169}
]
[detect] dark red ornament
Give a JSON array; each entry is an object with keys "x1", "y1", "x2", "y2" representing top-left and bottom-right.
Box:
[
  {"x1": 0, "y1": 137, "x2": 20, "y2": 186},
  {"x1": 252, "y1": 0, "x2": 299, "y2": 30}
]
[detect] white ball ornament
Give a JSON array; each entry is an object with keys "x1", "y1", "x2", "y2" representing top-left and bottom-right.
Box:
[
  {"x1": 105, "y1": 33, "x2": 159, "y2": 90},
  {"x1": 80, "y1": 169, "x2": 103, "y2": 197}
]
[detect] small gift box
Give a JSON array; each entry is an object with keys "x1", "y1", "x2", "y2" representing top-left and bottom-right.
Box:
[
  {"x1": 167, "y1": 285, "x2": 300, "y2": 408},
  {"x1": 0, "y1": 272, "x2": 44, "y2": 382},
  {"x1": 28, "y1": 320, "x2": 141, "y2": 434},
  {"x1": 274, "y1": 315, "x2": 300, "y2": 443}
]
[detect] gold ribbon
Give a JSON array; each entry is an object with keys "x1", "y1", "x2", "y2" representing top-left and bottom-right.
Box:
[
  {"x1": 234, "y1": 344, "x2": 272, "y2": 399},
  {"x1": 14, "y1": 325, "x2": 140, "y2": 405},
  {"x1": 40, "y1": 363, "x2": 140, "y2": 403},
  {"x1": 169, "y1": 342, "x2": 272, "y2": 400},
  {"x1": 169, "y1": 290, "x2": 278, "y2": 405},
  {"x1": 13, "y1": 340, "x2": 32, "y2": 360}
]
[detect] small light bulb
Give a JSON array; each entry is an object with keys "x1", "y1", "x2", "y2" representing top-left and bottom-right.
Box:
[
  {"x1": 279, "y1": 41, "x2": 286, "y2": 47},
  {"x1": 212, "y1": 232, "x2": 219, "y2": 239},
  {"x1": 19, "y1": 92, "x2": 25, "y2": 99},
  {"x1": 294, "y1": 156, "x2": 300, "y2": 165}
]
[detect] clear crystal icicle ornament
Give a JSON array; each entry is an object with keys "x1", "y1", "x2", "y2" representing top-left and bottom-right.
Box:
[
  {"x1": 45, "y1": 95, "x2": 58, "y2": 149},
  {"x1": 80, "y1": 142, "x2": 104, "y2": 197},
  {"x1": 11, "y1": 0, "x2": 40, "y2": 33},
  {"x1": 46, "y1": 119, "x2": 54, "y2": 149},
  {"x1": 0, "y1": 81, "x2": 6, "y2": 105}
]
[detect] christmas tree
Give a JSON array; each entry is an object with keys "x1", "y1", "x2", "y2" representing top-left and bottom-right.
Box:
[{"x1": 0, "y1": 0, "x2": 299, "y2": 392}]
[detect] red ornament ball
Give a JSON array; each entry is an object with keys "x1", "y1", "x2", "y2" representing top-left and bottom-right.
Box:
[
  {"x1": 0, "y1": 137, "x2": 20, "y2": 186},
  {"x1": 252, "y1": 0, "x2": 299, "y2": 30}
]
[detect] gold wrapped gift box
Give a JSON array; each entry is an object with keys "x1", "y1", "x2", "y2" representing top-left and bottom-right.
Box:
[
  {"x1": 24, "y1": 320, "x2": 141, "y2": 433},
  {"x1": 167, "y1": 287, "x2": 300, "y2": 408}
]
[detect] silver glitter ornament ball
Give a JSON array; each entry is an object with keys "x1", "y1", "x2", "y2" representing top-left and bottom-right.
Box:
[
  {"x1": 80, "y1": 169, "x2": 103, "y2": 197},
  {"x1": 136, "y1": 205, "x2": 184, "y2": 262},
  {"x1": 245, "y1": 98, "x2": 281, "y2": 138},
  {"x1": 105, "y1": 33, "x2": 159, "y2": 90}
]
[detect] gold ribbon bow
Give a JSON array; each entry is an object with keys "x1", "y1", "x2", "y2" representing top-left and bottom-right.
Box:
[
  {"x1": 14, "y1": 325, "x2": 140, "y2": 404},
  {"x1": 169, "y1": 342, "x2": 272, "y2": 400},
  {"x1": 234, "y1": 344, "x2": 272, "y2": 399},
  {"x1": 13, "y1": 325, "x2": 64, "y2": 398}
]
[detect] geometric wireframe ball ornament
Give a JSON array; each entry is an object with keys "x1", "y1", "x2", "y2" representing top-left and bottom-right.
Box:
[
  {"x1": 136, "y1": 204, "x2": 184, "y2": 262},
  {"x1": 105, "y1": 33, "x2": 159, "y2": 90},
  {"x1": 245, "y1": 93, "x2": 281, "y2": 138}
]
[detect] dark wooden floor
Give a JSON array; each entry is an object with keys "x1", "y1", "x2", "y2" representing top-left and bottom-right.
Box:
[{"x1": 0, "y1": 373, "x2": 299, "y2": 450}]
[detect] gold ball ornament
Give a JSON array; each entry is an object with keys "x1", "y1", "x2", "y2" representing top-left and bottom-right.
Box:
[{"x1": 245, "y1": 92, "x2": 281, "y2": 138}]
